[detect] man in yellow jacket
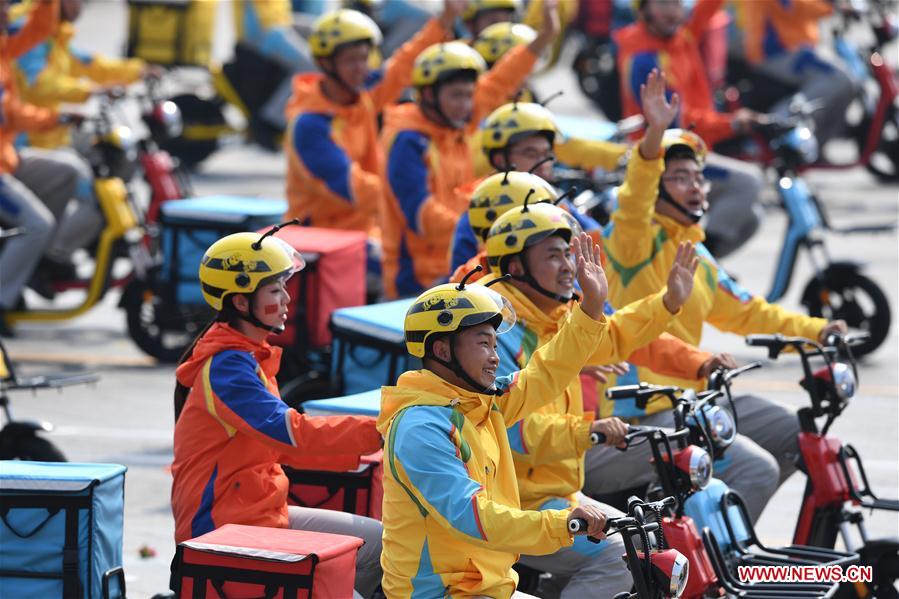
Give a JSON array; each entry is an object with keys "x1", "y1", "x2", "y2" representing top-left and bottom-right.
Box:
[
  {"x1": 603, "y1": 69, "x2": 848, "y2": 520},
  {"x1": 479, "y1": 198, "x2": 704, "y2": 597},
  {"x1": 12, "y1": 0, "x2": 146, "y2": 279},
  {"x1": 379, "y1": 231, "x2": 659, "y2": 598}
]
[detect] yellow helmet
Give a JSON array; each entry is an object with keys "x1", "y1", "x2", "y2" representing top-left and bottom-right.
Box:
[
  {"x1": 481, "y1": 102, "x2": 559, "y2": 156},
  {"x1": 198, "y1": 231, "x2": 305, "y2": 311},
  {"x1": 485, "y1": 201, "x2": 580, "y2": 277},
  {"x1": 662, "y1": 128, "x2": 708, "y2": 167},
  {"x1": 404, "y1": 280, "x2": 516, "y2": 358},
  {"x1": 473, "y1": 22, "x2": 536, "y2": 66},
  {"x1": 463, "y1": 0, "x2": 520, "y2": 23},
  {"x1": 412, "y1": 42, "x2": 486, "y2": 89},
  {"x1": 310, "y1": 9, "x2": 382, "y2": 58},
  {"x1": 468, "y1": 171, "x2": 557, "y2": 242}
]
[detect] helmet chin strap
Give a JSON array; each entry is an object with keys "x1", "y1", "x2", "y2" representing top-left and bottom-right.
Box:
[
  {"x1": 658, "y1": 185, "x2": 705, "y2": 224},
  {"x1": 430, "y1": 336, "x2": 500, "y2": 396},
  {"x1": 511, "y1": 250, "x2": 576, "y2": 304},
  {"x1": 235, "y1": 294, "x2": 285, "y2": 335}
]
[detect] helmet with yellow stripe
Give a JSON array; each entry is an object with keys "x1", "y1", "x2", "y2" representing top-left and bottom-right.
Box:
[
  {"x1": 412, "y1": 42, "x2": 487, "y2": 89},
  {"x1": 199, "y1": 231, "x2": 304, "y2": 312},
  {"x1": 481, "y1": 102, "x2": 560, "y2": 158},
  {"x1": 662, "y1": 128, "x2": 708, "y2": 167},
  {"x1": 468, "y1": 171, "x2": 557, "y2": 242},
  {"x1": 404, "y1": 278, "x2": 516, "y2": 359},
  {"x1": 310, "y1": 9, "x2": 382, "y2": 58},
  {"x1": 473, "y1": 22, "x2": 536, "y2": 66},
  {"x1": 463, "y1": 0, "x2": 520, "y2": 24}
]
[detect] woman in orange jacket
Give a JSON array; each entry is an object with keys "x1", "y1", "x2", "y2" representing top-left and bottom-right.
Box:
[{"x1": 170, "y1": 228, "x2": 384, "y2": 598}]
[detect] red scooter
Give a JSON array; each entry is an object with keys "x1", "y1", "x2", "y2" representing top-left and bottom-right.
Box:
[{"x1": 745, "y1": 332, "x2": 899, "y2": 598}]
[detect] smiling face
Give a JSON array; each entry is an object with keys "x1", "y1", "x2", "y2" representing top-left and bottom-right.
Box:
[
  {"x1": 656, "y1": 157, "x2": 708, "y2": 225},
  {"x1": 508, "y1": 234, "x2": 574, "y2": 304},
  {"x1": 431, "y1": 323, "x2": 500, "y2": 390}
]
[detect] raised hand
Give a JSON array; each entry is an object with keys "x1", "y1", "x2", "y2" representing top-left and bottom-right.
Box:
[
  {"x1": 640, "y1": 68, "x2": 680, "y2": 130},
  {"x1": 662, "y1": 242, "x2": 699, "y2": 314},
  {"x1": 528, "y1": 0, "x2": 561, "y2": 56},
  {"x1": 440, "y1": 0, "x2": 468, "y2": 31},
  {"x1": 572, "y1": 231, "x2": 608, "y2": 320}
]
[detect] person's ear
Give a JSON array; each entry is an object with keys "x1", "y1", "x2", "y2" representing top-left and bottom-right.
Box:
[
  {"x1": 489, "y1": 152, "x2": 507, "y2": 171},
  {"x1": 431, "y1": 337, "x2": 451, "y2": 362},
  {"x1": 422, "y1": 87, "x2": 435, "y2": 105},
  {"x1": 507, "y1": 255, "x2": 525, "y2": 277},
  {"x1": 230, "y1": 294, "x2": 250, "y2": 314}
]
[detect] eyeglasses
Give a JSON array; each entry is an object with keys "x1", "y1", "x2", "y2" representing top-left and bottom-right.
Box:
[{"x1": 662, "y1": 174, "x2": 711, "y2": 192}]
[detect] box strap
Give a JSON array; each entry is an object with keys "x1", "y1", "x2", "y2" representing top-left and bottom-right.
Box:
[
  {"x1": 178, "y1": 561, "x2": 313, "y2": 599},
  {"x1": 62, "y1": 506, "x2": 83, "y2": 599},
  {"x1": 285, "y1": 466, "x2": 374, "y2": 514}
]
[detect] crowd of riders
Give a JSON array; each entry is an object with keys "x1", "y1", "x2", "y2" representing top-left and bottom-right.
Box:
[{"x1": 0, "y1": 0, "x2": 877, "y2": 597}]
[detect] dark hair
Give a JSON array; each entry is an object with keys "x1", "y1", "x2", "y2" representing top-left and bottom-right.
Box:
[
  {"x1": 437, "y1": 69, "x2": 479, "y2": 88},
  {"x1": 173, "y1": 298, "x2": 243, "y2": 422},
  {"x1": 664, "y1": 145, "x2": 698, "y2": 165}
]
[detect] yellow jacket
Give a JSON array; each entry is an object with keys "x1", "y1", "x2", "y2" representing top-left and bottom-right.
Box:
[
  {"x1": 482, "y1": 275, "x2": 706, "y2": 509},
  {"x1": 233, "y1": 0, "x2": 293, "y2": 42},
  {"x1": 602, "y1": 150, "x2": 827, "y2": 354},
  {"x1": 14, "y1": 20, "x2": 144, "y2": 148},
  {"x1": 377, "y1": 305, "x2": 607, "y2": 598}
]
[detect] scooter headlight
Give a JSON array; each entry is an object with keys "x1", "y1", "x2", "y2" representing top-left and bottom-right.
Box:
[
  {"x1": 106, "y1": 125, "x2": 137, "y2": 154},
  {"x1": 705, "y1": 405, "x2": 736, "y2": 449},
  {"x1": 779, "y1": 125, "x2": 819, "y2": 165},
  {"x1": 831, "y1": 362, "x2": 856, "y2": 401},
  {"x1": 153, "y1": 100, "x2": 183, "y2": 138},
  {"x1": 650, "y1": 549, "x2": 690, "y2": 598}
]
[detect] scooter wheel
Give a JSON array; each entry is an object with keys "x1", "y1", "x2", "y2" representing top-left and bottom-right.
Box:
[
  {"x1": 122, "y1": 280, "x2": 210, "y2": 363},
  {"x1": 4, "y1": 435, "x2": 67, "y2": 462},
  {"x1": 802, "y1": 270, "x2": 891, "y2": 357}
]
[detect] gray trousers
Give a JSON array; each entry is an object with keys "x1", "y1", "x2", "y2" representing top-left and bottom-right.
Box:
[
  {"x1": 18, "y1": 147, "x2": 102, "y2": 262},
  {"x1": 287, "y1": 505, "x2": 383, "y2": 599},
  {"x1": 0, "y1": 152, "x2": 80, "y2": 308},
  {"x1": 703, "y1": 151, "x2": 765, "y2": 258},
  {"x1": 583, "y1": 394, "x2": 800, "y2": 523},
  {"x1": 518, "y1": 493, "x2": 632, "y2": 599},
  {"x1": 755, "y1": 49, "x2": 857, "y2": 146}
]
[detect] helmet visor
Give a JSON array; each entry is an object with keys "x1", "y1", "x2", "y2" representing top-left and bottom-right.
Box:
[
  {"x1": 271, "y1": 237, "x2": 306, "y2": 278},
  {"x1": 458, "y1": 287, "x2": 517, "y2": 334}
]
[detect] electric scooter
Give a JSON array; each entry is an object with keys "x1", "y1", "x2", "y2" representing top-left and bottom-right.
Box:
[
  {"x1": 746, "y1": 110, "x2": 893, "y2": 357},
  {"x1": 745, "y1": 332, "x2": 899, "y2": 598}
]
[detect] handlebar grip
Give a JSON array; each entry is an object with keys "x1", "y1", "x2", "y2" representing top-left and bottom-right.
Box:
[
  {"x1": 568, "y1": 518, "x2": 588, "y2": 534},
  {"x1": 590, "y1": 431, "x2": 606, "y2": 445},
  {"x1": 606, "y1": 384, "x2": 642, "y2": 400},
  {"x1": 745, "y1": 334, "x2": 780, "y2": 347}
]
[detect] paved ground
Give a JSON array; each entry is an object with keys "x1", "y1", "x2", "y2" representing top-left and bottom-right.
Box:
[{"x1": 2, "y1": 2, "x2": 897, "y2": 597}]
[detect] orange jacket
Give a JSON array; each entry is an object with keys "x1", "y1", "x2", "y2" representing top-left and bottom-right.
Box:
[
  {"x1": 170, "y1": 323, "x2": 381, "y2": 543},
  {"x1": 734, "y1": 0, "x2": 832, "y2": 64},
  {"x1": 379, "y1": 45, "x2": 537, "y2": 298},
  {"x1": 283, "y1": 18, "x2": 447, "y2": 234},
  {"x1": 615, "y1": 0, "x2": 735, "y2": 146},
  {"x1": 0, "y1": 0, "x2": 58, "y2": 174}
]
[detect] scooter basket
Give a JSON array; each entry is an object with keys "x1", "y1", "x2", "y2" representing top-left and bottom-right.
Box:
[
  {"x1": 173, "y1": 523, "x2": 363, "y2": 599},
  {"x1": 329, "y1": 299, "x2": 419, "y2": 395},
  {"x1": 126, "y1": 0, "x2": 215, "y2": 67},
  {"x1": 267, "y1": 226, "x2": 367, "y2": 350},
  {"x1": 284, "y1": 450, "x2": 384, "y2": 521},
  {"x1": 0, "y1": 461, "x2": 127, "y2": 599},
  {"x1": 159, "y1": 196, "x2": 287, "y2": 305}
]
